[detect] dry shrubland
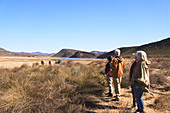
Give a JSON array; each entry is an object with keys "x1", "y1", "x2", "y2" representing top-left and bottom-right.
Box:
[
  {"x1": 0, "y1": 61, "x2": 106, "y2": 113},
  {"x1": 0, "y1": 58, "x2": 169, "y2": 112},
  {"x1": 149, "y1": 58, "x2": 170, "y2": 90},
  {"x1": 153, "y1": 95, "x2": 170, "y2": 111},
  {"x1": 122, "y1": 58, "x2": 170, "y2": 90}
]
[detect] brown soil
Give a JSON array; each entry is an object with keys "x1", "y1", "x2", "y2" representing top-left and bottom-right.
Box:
[{"x1": 87, "y1": 88, "x2": 170, "y2": 113}]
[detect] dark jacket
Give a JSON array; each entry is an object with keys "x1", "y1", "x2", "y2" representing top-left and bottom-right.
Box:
[
  {"x1": 129, "y1": 60, "x2": 138, "y2": 82},
  {"x1": 105, "y1": 62, "x2": 111, "y2": 74}
]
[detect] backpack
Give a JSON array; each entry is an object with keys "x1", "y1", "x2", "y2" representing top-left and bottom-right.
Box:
[{"x1": 111, "y1": 57, "x2": 125, "y2": 78}]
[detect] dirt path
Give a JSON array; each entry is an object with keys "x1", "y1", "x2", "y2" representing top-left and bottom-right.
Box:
[{"x1": 87, "y1": 88, "x2": 169, "y2": 113}]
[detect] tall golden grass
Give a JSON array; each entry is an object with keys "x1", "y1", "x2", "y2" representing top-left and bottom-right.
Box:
[
  {"x1": 0, "y1": 62, "x2": 106, "y2": 112},
  {"x1": 0, "y1": 58, "x2": 169, "y2": 112}
]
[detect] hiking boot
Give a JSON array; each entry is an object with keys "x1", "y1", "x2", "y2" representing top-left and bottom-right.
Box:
[
  {"x1": 135, "y1": 109, "x2": 145, "y2": 113},
  {"x1": 113, "y1": 95, "x2": 117, "y2": 98},
  {"x1": 131, "y1": 105, "x2": 137, "y2": 110},
  {"x1": 116, "y1": 98, "x2": 120, "y2": 101},
  {"x1": 106, "y1": 93, "x2": 113, "y2": 97},
  {"x1": 134, "y1": 109, "x2": 141, "y2": 113},
  {"x1": 108, "y1": 93, "x2": 113, "y2": 97}
]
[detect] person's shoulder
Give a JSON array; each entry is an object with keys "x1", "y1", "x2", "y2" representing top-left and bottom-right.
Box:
[
  {"x1": 119, "y1": 56, "x2": 125, "y2": 62},
  {"x1": 106, "y1": 62, "x2": 111, "y2": 65},
  {"x1": 115, "y1": 56, "x2": 123, "y2": 59},
  {"x1": 131, "y1": 60, "x2": 136, "y2": 65},
  {"x1": 113, "y1": 58, "x2": 118, "y2": 62},
  {"x1": 112, "y1": 57, "x2": 116, "y2": 60},
  {"x1": 141, "y1": 61, "x2": 146, "y2": 65},
  {"x1": 106, "y1": 62, "x2": 109, "y2": 65},
  {"x1": 141, "y1": 61, "x2": 150, "y2": 68},
  {"x1": 139, "y1": 61, "x2": 147, "y2": 68},
  {"x1": 134, "y1": 60, "x2": 138, "y2": 63}
]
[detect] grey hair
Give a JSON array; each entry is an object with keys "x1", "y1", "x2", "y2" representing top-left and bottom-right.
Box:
[
  {"x1": 137, "y1": 51, "x2": 147, "y2": 61},
  {"x1": 114, "y1": 49, "x2": 121, "y2": 56}
]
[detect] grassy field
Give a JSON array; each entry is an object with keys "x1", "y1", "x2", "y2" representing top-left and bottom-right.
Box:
[{"x1": 0, "y1": 56, "x2": 169, "y2": 113}]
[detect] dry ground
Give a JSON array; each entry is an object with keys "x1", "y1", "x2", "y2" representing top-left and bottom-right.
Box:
[
  {"x1": 0, "y1": 56, "x2": 96, "y2": 68},
  {"x1": 0, "y1": 56, "x2": 169, "y2": 113},
  {"x1": 86, "y1": 87, "x2": 170, "y2": 113},
  {"x1": 0, "y1": 56, "x2": 49, "y2": 68}
]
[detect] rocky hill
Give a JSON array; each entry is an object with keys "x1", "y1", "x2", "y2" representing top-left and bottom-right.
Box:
[
  {"x1": 52, "y1": 49, "x2": 99, "y2": 58},
  {"x1": 70, "y1": 51, "x2": 97, "y2": 58},
  {"x1": 52, "y1": 49, "x2": 78, "y2": 57},
  {"x1": 98, "y1": 37, "x2": 170, "y2": 58},
  {"x1": 0, "y1": 48, "x2": 14, "y2": 56},
  {"x1": 0, "y1": 48, "x2": 42, "y2": 57}
]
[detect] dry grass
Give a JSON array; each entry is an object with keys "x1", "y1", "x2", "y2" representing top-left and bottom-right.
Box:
[
  {"x1": 121, "y1": 58, "x2": 170, "y2": 89},
  {"x1": 150, "y1": 95, "x2": 170, "y2": 112},
  {"x1": 0, "y1": 62, "x2": 106, "y2": 113},
  {"x1": 0, "y1": 57, "x2": 169, "y2": 112},
  {"x1": 149, "y1": 58, "x2": 170, "y2": 91}
]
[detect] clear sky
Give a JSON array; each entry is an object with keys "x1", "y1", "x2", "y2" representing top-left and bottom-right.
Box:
[{"x1": 0, "y1": 0, "x2": 170, "y2": 53}]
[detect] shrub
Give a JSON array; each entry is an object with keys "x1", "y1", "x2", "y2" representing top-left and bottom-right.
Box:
[{"x1": 153, "y1": 95, "x2": 170, "y2": 111}]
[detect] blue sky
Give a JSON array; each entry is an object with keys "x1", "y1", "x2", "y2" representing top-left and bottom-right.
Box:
[{"x1": 0, "y1": 0, "x2": 170, "y2": 53}]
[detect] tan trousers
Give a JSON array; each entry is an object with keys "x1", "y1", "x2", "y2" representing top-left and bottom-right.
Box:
[
  {"x1": 113, "y1": 77, "x2": 122, "y2": 99},
  {"x1": 106, "y1": 74, "x2": 113, "y2": 94}
]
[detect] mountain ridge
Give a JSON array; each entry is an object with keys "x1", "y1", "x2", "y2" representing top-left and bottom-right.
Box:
[
  {"x1": 52, "y1": 49, "x2": 79, "y2": 57},
  {"x1": 97, "y1": 37, "x2": 170, "y2": 58},
  {"x1": 16, "y1": 51, "x2": 55, "y2": 56},
  {"x1": 1, "y1": 37, "x2": 169, "y2": 58},
  {"x1": 0, "y1": 48, "x2": 13, "y2": 56},
  {"x1": 52, "y1": 49, "x2": 99, "y2": 58},
  {"x1": 70, "y1": 51, "x2": 98, "y2": 58}
]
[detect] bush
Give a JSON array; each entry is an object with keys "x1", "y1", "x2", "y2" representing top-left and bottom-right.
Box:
[{"x1": 153, "y1": 95, "x2": 170, "y2": 111}]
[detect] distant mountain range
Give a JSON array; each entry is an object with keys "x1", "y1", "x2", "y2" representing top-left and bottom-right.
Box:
[
  {"x1": 91, "y1": 51, "x2": 107, "y2": 54},
  {"x1": 0, "y1": 48, "x2": 40, "y2": 57},
  {"x1": 97, "y1": 37, "x2": 170, "y2": 58},
  {"x1": 0, "y1": 37, "x2": 169, "y2": 58},
  {"x1": 16, "y1": 52, "x2": 55, "y2": 56}
]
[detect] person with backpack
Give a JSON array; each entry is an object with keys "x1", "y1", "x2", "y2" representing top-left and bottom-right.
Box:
[
  {"x1": 105, "y1": 56, "x2": 113, "y2": 97},
  {"x1": 129, "y1": 53, "x2": 138, "y2": 110},
  {"x1": 131, "y1": 51, "x2": 150, "y2": 113},
  {"x1": 111, "y1": 49, "x2": 125, "y2": 101}
]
